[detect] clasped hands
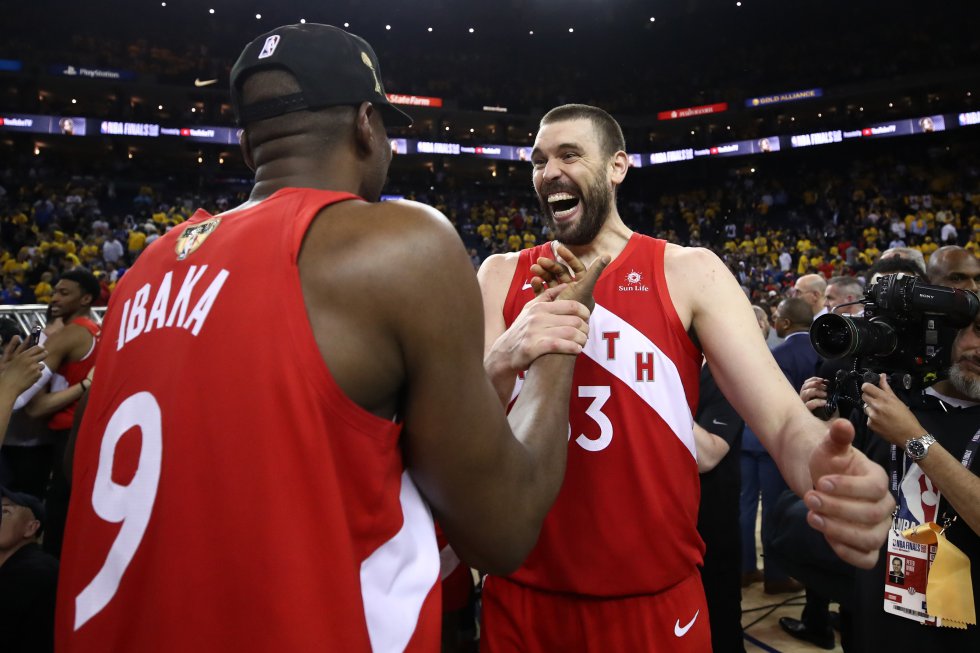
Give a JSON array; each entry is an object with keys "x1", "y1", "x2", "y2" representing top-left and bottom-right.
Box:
[{"x1": 486, "y1": 246, "x2": 609, "y2": 377}]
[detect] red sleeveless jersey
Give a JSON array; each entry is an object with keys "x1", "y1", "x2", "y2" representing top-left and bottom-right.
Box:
[
  {"x1": 56, "y1": 188, "x2": 441, "y2": 652},
  {"x1": 502, "y1": 235, "x2": 704, "y2": 597},
  {"x1": 48, "y1": 316, "x2": 100, "y2": 431}
]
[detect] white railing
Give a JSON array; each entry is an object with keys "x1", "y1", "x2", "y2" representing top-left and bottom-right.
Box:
[{"x1": 0, "y1": 305, "x2": 106, "y2": 334}]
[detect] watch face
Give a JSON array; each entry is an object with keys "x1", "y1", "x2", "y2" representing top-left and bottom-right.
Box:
[{"x1": 907, "y1": 440, "x2": 926, "y2": 459}]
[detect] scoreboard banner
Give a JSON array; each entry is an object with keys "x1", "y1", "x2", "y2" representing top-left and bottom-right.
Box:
[
  {"x1": 746, "y1": 88, "x2": 823, "y2": 108},
  {"x1": 5, "y1": 108, "x2": 976, "y2": 168}
]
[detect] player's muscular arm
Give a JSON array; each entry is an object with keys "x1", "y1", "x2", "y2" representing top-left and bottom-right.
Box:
[
  {"x1": 668, "y1": 246, "x2": 892, "y2": 568},
  {"x1": 395, "y1": 206, "x2": 589, "y2": 573},
  {"x1": 302, "y1": 201, "x2": 594, "y2": 574},
  {"x1": 668, "y1": 246, "x2": 825, "y2": 492},
  {"x1": 478, "y1": 253, "x2": 590, "y2": 406},
  {"x1": 20, "y1": 324, "x2": 88, "y2": 416}
]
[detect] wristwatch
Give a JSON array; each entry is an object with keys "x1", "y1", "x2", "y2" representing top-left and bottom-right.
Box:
[{"x1": 905, "y1": 434, "x2": 937, "y2": 461}]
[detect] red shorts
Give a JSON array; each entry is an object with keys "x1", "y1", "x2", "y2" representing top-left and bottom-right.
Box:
[{"x1": 480, "y1": 572, "x2": 711, "y2": 653}]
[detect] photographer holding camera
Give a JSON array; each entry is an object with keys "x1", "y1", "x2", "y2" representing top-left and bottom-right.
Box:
[
  {"x1": 851, "y1": 306, "x2": 980, "y2": 650},
  {"x1": 778, "y1": 269, "x2": 980, "y2": 649}
]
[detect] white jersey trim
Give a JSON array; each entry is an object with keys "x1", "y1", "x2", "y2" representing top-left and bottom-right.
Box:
[
  {"x1": 581, "y1": 303, "x2": 696, "y2": 459},
  {"x1": 509, "y1": 302, "x2": 696, "y2": 459},
  {"x1": 360, "y1": 470, "x2": 439, "y2": 652}
]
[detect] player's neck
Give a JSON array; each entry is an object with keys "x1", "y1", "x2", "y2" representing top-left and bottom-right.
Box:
[
  {"x1": 66, "y1": 308, "x2": 90, "y2": 323},
  {"x1": 247, "y1": 155, "x2": 365, "y2": 203},
  {"x1": 558, "y1": 211, "x2": 632, "y2": 269},
  {"x1": 248, "y1": 177, "x2": 358, "y2": 203}
]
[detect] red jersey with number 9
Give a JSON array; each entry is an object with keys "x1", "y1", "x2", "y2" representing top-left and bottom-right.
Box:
[
  {"x1": 55, "y1": 189, "x2": 441, "y2": 652},
  {"x1": 500, "y1": 235, "x2": 704, "y2": 596}
]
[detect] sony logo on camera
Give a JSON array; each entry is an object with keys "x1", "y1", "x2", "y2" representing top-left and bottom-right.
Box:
[{"x1": 811, "y1": 273, "x2": 979, "y2": 411}]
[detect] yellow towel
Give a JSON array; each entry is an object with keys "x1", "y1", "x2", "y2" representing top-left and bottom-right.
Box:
[{"x1": 903, "y1": 522, "x2": 976, "y2": 629}]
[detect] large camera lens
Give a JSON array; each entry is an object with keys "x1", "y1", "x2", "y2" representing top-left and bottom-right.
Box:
[
  {"x1": 868, "y1": 273, "x2": 980, "y2": 327},
  {"x1": 811, "y1": 314, "x2": 898, "y2": 359}
]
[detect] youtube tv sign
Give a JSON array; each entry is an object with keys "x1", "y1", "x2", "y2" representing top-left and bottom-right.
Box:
[{"x1": 657, "y1": 102, "x2": 728, "y2": 121}]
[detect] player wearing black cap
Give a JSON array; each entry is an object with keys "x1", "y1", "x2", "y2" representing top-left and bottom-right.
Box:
[{"x1": 56, "y1": 23, "x2": 603, "y2": 652}]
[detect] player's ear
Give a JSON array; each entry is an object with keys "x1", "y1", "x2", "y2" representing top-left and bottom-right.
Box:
[
  {"x1": 609, "y1": 150, "x2": 629, "y2": 186},
  {"x1": 353, "y1": 101, "x2": 377, "y2": 155},
  {"x1": 238, "y1": 129, "x2": 255, "y2": 172}
]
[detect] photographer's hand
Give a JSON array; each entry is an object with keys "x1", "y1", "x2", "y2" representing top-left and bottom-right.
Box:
[
  {"x1": 861, "y1": 374, "x2": 927, "y2": 447},
  {"x1": 800, "y1": 376, "x2": 834, "y2": 416},
  {"x1": 864, "y1": 376, "x2": 980, "y2": 538},
  {"x1": 804, "y1": 418, "x2": 894, "y2": 569}
]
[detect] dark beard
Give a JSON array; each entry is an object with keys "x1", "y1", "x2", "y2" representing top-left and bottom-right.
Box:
[{"x1": 538, "y1": 172, "x2": 612, "y2": 246}]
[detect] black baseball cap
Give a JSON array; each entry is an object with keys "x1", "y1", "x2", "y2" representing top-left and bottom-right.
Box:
[
  {"x1": 230, "y1": 23, "x2": 412, "y2": 128},
  {"x1": 0, "y1": 486, "x2": 46, "y2": 534}
]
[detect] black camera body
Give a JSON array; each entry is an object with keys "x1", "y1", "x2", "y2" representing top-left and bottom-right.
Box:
[{"x1": 810, "y1": 273, "x2": 979, "y2": 413}]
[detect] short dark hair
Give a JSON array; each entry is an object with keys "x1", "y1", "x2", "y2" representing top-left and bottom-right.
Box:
[
  {"x1": 778, "y1": 297, "x2": 814, "y2": 328},
  {"x1": 241, "y1": 68, "x2": 356, "y2": 157},
  {"x1": 58, "y1": 269, "x2": 100, "y2": 303},
  {"x1": 540, "y1": 104, "x2": 626, "y2": 158}
]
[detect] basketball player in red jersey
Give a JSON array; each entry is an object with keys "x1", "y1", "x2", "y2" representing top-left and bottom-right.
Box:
[
  {"x1": 13, "y1": 269, "x2": 100, "y2": 558},
  {"x1": 55, "y1": 25, "x2": 605, "y2": 653},
  {"x1": 478, "y1": 104, "x2": 894, "y2": 652}
]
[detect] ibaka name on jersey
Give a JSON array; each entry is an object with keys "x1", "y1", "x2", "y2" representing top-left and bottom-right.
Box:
[{"x1": 116, "y1": 264, "x2": 230, "y2": 350}]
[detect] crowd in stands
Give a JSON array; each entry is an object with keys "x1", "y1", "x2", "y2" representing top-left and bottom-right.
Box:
[
  {"x1": 2, "y1": 151, "x2": 978, "y2": 312},
  {"x1": 0, "y1": 151, "x2": 980, "y2": 318}
]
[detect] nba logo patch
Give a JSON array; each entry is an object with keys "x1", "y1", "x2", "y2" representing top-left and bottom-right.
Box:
[
  {"x1": 175, "y1": 217, "x2": 221, "y2": 261},
  {"x1": 258, "y1": 34, "x2": 280, "y2": 59}
]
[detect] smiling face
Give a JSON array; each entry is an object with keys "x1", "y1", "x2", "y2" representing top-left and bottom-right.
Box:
[{"x1": 531, "y1": 118, "x2": 618, "y2": 246}]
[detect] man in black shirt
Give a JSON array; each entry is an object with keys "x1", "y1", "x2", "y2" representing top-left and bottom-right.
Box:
[
  {"x1": 852, "y1": 311, "x2": 980, "y2": 650},
  {"x1": 0, "y1": 487, "x2": 59, "y2": 653}
]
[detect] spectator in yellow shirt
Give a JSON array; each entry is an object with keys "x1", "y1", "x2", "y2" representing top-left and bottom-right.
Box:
[
  {"x1": 476, "y1": 221, "x2": 493, "y2": 241},
  {"x1": 918, "y1": 237, "x2": 938, "y2": 260},
  {"x1": 128, "y1": 228, "x2": 147, "y2": 256},
  {"x1": 797, "y1": 253, "x2": 810, "y2": 275},
  {"x1": 79, "y1": 237, "x2": 101, "y2": 264},
  {"x1": 33, "y1": 272, "x2": 54, "y2": 304}
]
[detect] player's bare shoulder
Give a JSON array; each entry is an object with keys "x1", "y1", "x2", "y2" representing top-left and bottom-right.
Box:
[
  {"x1": 378, "y1": 199, "x2": 473, "y2": 258},
  {"x1": 303, "y1": 198, "x2": 465, "y2": 271},
  {"x1": 663, "y1": 243, "x2": 730, "y2": 327},
  {"x1": 477, "y1": 250, "x2": 521, "y2": 289},
  {"x1": 663, "y1": 243, "x2": 729, "y2": 290}
]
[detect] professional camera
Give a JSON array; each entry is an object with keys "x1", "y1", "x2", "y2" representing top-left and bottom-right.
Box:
[{"x1": 810, "y1": 273, "x2": 979, "y2": 413}]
